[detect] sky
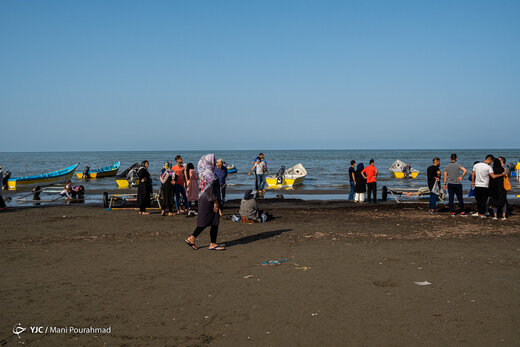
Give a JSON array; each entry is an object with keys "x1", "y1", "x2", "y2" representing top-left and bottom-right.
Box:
[{"x1": 0, "y1": 0, "x2": 519, "y2": 151}]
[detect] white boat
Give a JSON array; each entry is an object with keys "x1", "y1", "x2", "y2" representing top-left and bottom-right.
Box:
[
  {"x1": 266, "y1": 163, "x2": 307, "y2": 188},
  {"x1": 389, "y1": 159, "x2": 420, "y2": 179}
]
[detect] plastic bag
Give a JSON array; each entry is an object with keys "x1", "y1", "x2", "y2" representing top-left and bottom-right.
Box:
[
  {"x1": 468, "y1": 187, "x2": 475, "y2": 198},
  {"x1": 431, "y1": 181, "x2": 440, "y2": 195}
]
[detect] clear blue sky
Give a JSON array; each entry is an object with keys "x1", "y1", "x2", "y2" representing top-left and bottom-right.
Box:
[{"x1": 1, "y1": 0, "x2": 519, "y2": 151}]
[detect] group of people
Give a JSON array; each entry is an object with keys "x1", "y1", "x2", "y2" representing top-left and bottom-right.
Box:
[
  {"x1": 136, "y1": 155, "x2": 229, "y2": 217},
  {"x1": 134, "y1": 154, "x2": 225, "y2": 250},
  {"x1": 427, "y1": 154, "x2": 513, "y2": 219},
  {"x1": 347, "y1": 154, "x2": 516, "y2": 220},
  {"x1": 348, "y1": 159, "x2": 379, "y2": 203}
]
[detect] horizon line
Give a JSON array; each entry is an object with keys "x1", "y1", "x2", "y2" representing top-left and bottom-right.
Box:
[{"x1": 1, "y1": 148, "x2": 520, "y2": 153}]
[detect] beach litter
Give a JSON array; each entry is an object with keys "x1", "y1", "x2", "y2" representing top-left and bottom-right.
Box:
[
  {"x1": 243, "y1": 275, "x2": 254, "y2": 279},
  {"x1": 293, "y1": 263, "x2": 311, "y2": 271},
  {"x1": 262, "y1": 258, "x2": 288, "y2": 266},
  {"x1": 414, "y1": 281, "x2": 432, "y2": 286}
]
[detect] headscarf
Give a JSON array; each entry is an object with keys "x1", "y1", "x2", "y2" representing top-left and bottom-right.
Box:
[
  {"x1": 198, "y1": 154, "x2": 216, "y2": 197},
  {"x1": 356, "y1": 163, "x2": 364, "y2": 173},
  {"x1": 186, "y1": 163, "x2": 195, "y2": 180},
  {"x1": 493, "y1": 158, "x2": 504, "y2": 174},
  {"x1": 243, "y1": 190, "x2": 256, "y2": 200}
]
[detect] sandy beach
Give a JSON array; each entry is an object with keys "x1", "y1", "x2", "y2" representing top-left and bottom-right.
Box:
[{"x1": 1, "y1": 200, "x2": 519, "y2": 346}]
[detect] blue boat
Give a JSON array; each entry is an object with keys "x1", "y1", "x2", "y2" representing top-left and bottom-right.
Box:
[
  {"x1": 76, "y1": 161, "x2": 120, "y2": 179},
  {"x1": 226, "y1": 164, "x2": 237, "y2": 174},
  {"x1": 8, "y1": 163, "x2": 79, "y2": 190}
]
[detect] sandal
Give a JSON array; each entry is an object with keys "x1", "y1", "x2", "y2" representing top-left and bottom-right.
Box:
[
  {"x1": 208, "y1": 245, "x2": 226, "y2": 251},
  {"x1": 184, "y1": 239, "x2": 198, "y2": 250}
]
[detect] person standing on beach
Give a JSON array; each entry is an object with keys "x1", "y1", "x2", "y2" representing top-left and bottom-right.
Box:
[
  {"x1": 159, "y1": 166, "x2": 175, "y2": 216},
  {"x1": 0, "y1": 166, "x2": 6, "y2": 211},
  {"x1": 488, "y1": 158, "x2": 507, "y2": 220},
  {"x1": 354, "y1": 163, "x2": 366, "y2": 202},
  {"x1": 249, "y1": 157, "x2": 267, "y2": 192},
  {"x1": 185, "y1": 162, "x2": 199, "y2": 210},
  {"x1": 443, "y1": 154, "x2": 467, "y2": 216},
  {"x1": 348, "y1": 160, "x2": 356, "y2": 201},
  {"x1": 427, "y1": 158, "x2": 441, "y2": 214},
  {"x1": 251, "y1": 153, "x2": 267, "y2": 190},
  {"x1": 173, "y1": 155, "x2": 190, "y2": 214},
  {"x1": 471, "y1": 154, "x2": 505, "y2": 218},
  {"x1": 499, "y1": 157, "x2": 510, "y2": 217},
  {"x1": 516, "y1": 160, "x2": 520, "y2": 183},
  {"x1": 361, "y1": 159, "x2": 378, "y2": 203},
  {"x1": 214, "y1": 158, "x2": 228, "y2": 205},
  {"x1": 137, "y1": 160, "x2": 152, "y2": 215},
  {"x1": 184, "y1": 154, "x2": 224, "y2": 251}
]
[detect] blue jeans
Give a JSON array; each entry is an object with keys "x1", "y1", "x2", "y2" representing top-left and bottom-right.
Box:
[
  {"x1": 429, "y1": 192, "x2": 438, "y2": 210},
  {"x1": 175, "y1": 185, "x2": 189, "y2": 210},
  {"x1": 256, "y1": 173, "x2": 266, "y2": 190},
  {"x1": 348, "y1": 181, "x2": 355, "y2": 200},
  {"x1": 448, "y1": 183, "x2": 464, "y2": 212}
]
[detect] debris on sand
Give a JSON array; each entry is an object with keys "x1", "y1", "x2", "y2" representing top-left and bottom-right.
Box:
[{"x1": 414, "y1": 281, "x2": 432, "y2": 286}]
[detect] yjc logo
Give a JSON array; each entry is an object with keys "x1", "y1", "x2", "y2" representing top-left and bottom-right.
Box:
[{"x1": 12, "y1": 323, "x2": 26, "y2": 338}]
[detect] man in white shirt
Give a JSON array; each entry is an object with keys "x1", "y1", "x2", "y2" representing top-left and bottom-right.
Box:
[{"x1": 471, "y1": 154, "x2": 505, "y2": 217}]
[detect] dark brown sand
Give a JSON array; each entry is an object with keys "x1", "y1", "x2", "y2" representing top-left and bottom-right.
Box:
[{"x1": 1, "y1": 201, "x2": 519, "y2": 346}]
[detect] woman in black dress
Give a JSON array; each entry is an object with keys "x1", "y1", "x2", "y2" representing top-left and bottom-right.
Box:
[
  {"x1": 354, "y1": 163, "x2": 367, "y2": 202},
  {"x1": 137, "y1": 160, "x2": 153, "y2": 215},
  {"x1": 489, "y1": 158, "x2": 507, "y2": 219},
  {"x1": 160, "y1": 166, "x2": 175, "y2": 216},
  {"x1": 185, "y1": 154, "x2": 224, "y2": 251}
]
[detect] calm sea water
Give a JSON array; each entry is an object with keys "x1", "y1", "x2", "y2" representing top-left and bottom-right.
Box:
[{"x1": 1, "y1": 150, "x2": 519, "y2": 200}]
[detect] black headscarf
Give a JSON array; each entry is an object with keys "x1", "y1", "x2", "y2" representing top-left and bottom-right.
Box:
[
  {"x1": 243, "y1": 190, "x2": 255, "y2": 200},
  {"x1": 493, "y1": 158, "x2": 504, "y2": 174}
]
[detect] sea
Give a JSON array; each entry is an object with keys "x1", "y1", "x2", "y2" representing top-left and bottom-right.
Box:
[{"x1": 1, "y1": 150, "x2": 519, "y2": 203}]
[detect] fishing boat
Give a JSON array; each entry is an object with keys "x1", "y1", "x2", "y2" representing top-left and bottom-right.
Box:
[
  {"x1": 115, "y1": 163, "x2": 140, "y2": 188},
  {"x1": 226, "y1": 164, "x2": 237, "y2": 174},
  {"x1": 389, "y1": 160, "x2": 420, "y2": 179},
  {"x1": 7, "y1": 163, "x2": 79, "y2": 190},
  {"x1": 76, "y1": 161, "x2": 120, "y2": 179},
  {"x1": 266, "y1": 163, "x2": 307, "y2": 188}
]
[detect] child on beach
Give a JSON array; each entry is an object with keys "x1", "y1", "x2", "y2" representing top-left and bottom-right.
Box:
[{"x1": 173, "y1": 155, "x2": 190, "y2": 214}]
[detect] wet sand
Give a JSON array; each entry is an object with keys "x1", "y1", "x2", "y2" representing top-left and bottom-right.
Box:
[{"x1": 1, "y1": 201, "x2": 519, "y2": 346}]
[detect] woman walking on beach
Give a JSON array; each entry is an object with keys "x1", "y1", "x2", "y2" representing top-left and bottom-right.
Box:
[
  {"x1": 489, "y1": 158, "x2": 507, "y2": 220},
  {"x1": 354, "y1": 163, "x2": 366, "y2": 202},
  {"x1": 159, "y1": 166, "x2": 175, "y2": 216},
  {"x1": 185, "y1": 154, "x2": 225, "y2": 251},
  {"x1": 185, "y1": 162, "x2": 199, "y2": 210},
  {"x1": 137, "y1": 160, "x2": 153, "y2": 215}
]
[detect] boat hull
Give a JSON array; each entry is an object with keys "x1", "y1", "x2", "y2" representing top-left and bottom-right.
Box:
[
  {"x1": 76, "y1": 161, "x2": 120, "y2": 179},
  {"x1": 7, "y1": 164, "x2": 79, "y2": 190},
  {"x1": 392, "y1": 171, "x2": 420, "y2": 179},
  {"x1": 116, "y1": 179, "x2": 139, "y2": 188},
  {"x1": 266, "y1": 176, "x2": 305, "y2": 188}
]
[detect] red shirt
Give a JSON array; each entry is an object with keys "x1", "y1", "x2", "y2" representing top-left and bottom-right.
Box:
[
  {"x1": 172, "y1": 165, "x2": 186, "y2": 186},
  {"x1": 362, "y1": 165, "x2": 378, "y2": 183}
]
